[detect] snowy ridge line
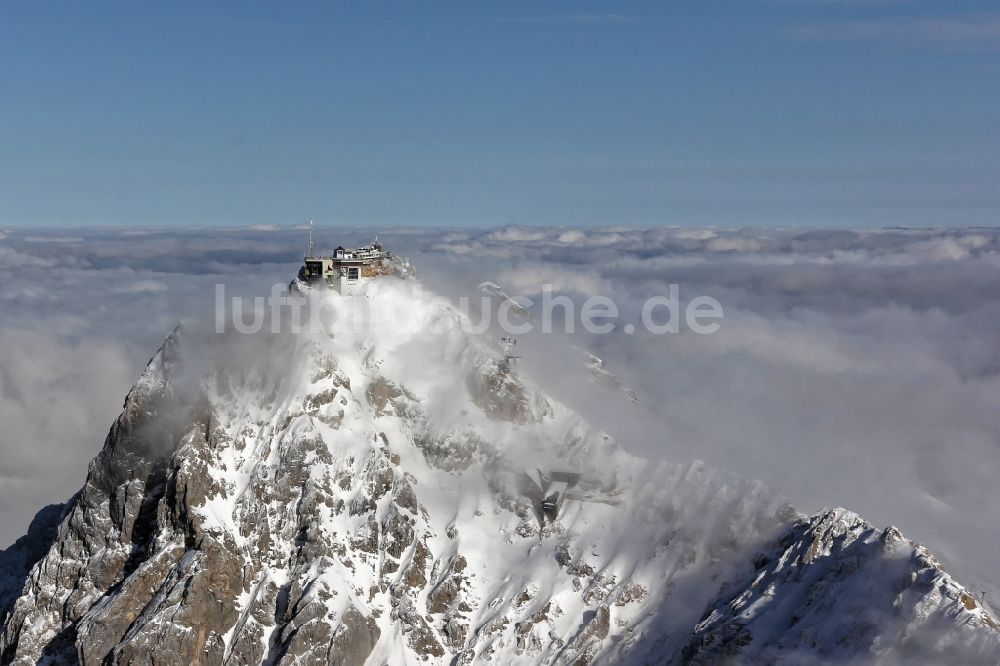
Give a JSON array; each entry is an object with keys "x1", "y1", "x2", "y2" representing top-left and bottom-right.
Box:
[{"x1": 0, "y1": 278, "x2": 996, "y2": 665}]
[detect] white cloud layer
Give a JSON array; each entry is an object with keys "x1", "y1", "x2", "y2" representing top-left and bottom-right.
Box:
[{"x1": 1, "y1": 223, "x2": 999, "y2": 604}]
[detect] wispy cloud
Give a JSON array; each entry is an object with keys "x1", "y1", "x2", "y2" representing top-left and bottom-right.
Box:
[
  {"x1": 3, "y1": 224, "x2": 1000, "y2": 603},
  {"x1": 786, "y1": 14, "x2": 1000, "y2": 43}
]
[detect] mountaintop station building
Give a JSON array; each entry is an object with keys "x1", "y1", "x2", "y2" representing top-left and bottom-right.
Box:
[{"x1": 300, "y1": 238, "x2": 398, "y2": 295}]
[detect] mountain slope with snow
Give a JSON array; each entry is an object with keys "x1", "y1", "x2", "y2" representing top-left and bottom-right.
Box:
[{"x1": 1, "y1": 278, "x2": 997, "y2": 665}]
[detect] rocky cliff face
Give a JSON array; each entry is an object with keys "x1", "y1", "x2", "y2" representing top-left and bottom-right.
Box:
[
  {"x1": 1, "y1": 280, "x2": 997, "y2": 665},
  {"x1": 679, "y1": 509, "x2": 999, "y2": 665},
  {"x1": 0, "y1": 504, "x2": 66, "y2": 628}
]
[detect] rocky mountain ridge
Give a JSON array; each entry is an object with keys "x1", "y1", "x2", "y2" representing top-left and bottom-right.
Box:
[{"x1": 1, "y1": 279, "x2": 996, "y2": 665}]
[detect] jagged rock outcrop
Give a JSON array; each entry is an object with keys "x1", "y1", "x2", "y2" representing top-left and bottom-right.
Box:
[
  {"x1": 1, "y1": 280, "x2": 997, "y2": 665},
  {"x1": 0, "y1": 503, "x2": 66, "y2": 626},
  {"x1": 467, "y1": 359, "x2": 552, "y2": 424},
  {"x1": 678, "y1": 509, "x2": 1000, "y2": 665}
]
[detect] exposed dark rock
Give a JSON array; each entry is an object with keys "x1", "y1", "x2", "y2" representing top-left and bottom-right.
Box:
[
  {"x1": 0, "y1": 503, "x2": 66, "y2": 626},
  {"x1": 327, "y1": 606, "x2": 380, "y2": 666},
  {"x1": 467, "y1": 360, "x2": 551, "y2": 424},
  {"x1": 366, "y1": 377, "x2": 414, "y2": 417}
]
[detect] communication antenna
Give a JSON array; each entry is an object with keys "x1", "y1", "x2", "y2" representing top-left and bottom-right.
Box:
[
  {"x1": 500, "y1": 337, "x2": 517, "y2": 355},
  {"x1": 307, "y1": 220, "x2": 315, "y2": 257}
]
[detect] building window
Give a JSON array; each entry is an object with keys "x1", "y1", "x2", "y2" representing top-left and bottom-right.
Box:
[{"x1": 348, "y1": 267, "x2": 359, "y2": 280}]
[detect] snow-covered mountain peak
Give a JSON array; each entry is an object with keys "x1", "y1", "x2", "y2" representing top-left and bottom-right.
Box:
[{"x1": 1, "y1": 278, "x2": 997, "y2": 665}]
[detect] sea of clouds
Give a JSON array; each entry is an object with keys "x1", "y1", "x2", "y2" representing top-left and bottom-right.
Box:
[{"x1": 1, "y1": 223, "x2": 998, "y2": 605}]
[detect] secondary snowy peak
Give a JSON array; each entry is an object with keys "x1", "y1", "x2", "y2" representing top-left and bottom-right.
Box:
[
  {"x1": 1, "y1": 278, "x2": 997, "y2": 665},
  {"x1": 681, "y1": 508, "x2": 999, "y2": 664}
]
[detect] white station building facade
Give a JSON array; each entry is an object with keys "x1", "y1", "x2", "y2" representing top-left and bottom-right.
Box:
[{"x1": 300, "y1": 238, "x2": 399, "y2": 295}]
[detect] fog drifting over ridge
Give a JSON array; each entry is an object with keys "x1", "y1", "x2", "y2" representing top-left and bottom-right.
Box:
[{"x1": 1, "y1": 224, "x2": 998, "y2": 606}]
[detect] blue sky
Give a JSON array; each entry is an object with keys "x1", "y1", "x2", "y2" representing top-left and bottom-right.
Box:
[{"x1": 1, "y1": 1, "x2": 998, "y2": 227}]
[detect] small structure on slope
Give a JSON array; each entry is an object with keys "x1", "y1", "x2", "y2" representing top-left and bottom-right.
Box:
[
  {"x1": 499, "y1": 337, "x2": 520, "y2": 375},
  {"x1": 520, "y1": 469, "x2": 622, "y2": 527}
]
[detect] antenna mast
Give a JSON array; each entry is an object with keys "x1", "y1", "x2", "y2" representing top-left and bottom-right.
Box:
[{"x1": 307, "y1": 220, "x2": 315, "y2": 257}]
